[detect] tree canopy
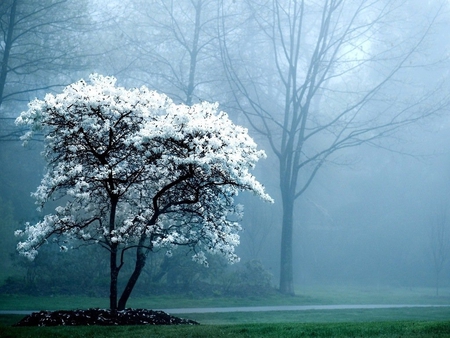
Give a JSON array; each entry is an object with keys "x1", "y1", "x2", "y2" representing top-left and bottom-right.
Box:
[{"x1": 15, "y1": 74, "x2": 271, "y2": 310}]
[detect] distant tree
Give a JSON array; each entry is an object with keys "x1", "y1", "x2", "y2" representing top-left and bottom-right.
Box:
[
  {"x1": 430, "y1": 206, "x2": 450, "y2": 296},
  {"x1": 0, "y1": 197, "x2": 16, "y2": 273},
  {"x1": 0, "y1": 0, "x2": 91, "y2": 115},
  {"x1": 15, "y1": 74, "x2": 272, "y2": 311},
  {"x1": 220, "y1": 0, "x2": 449, "y2": 294},
  {"x1": 106, "y1": 0, "x2": 224, "y2": 105}
]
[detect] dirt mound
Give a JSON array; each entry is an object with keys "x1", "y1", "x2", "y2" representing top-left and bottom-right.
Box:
[{"x1": 13, "y1": 308, "x2": 199, "y2": 326}]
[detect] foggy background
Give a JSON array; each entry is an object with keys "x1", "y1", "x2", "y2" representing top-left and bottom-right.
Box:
[{"x1": 1, "y1": 0, "x2": 450, "y2": 297}]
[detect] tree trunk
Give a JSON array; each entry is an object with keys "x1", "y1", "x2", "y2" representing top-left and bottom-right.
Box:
[
  {"x1": 0, "y1": 0, "x2": 17, "y2": 108},
  {"x1": 117, "y1": 235, "x2": 148, "y2": 310},
  {"x1": 109, "y1": 198, "x2": 119, "y2": 311},
  {"x1": 185, "y1": 0, "x2": 202, "y2": 105},
  {"x1": 110, "y1": 245, "x2": 119, "y2": 311},
  {"x1": 279, "y1": 190, "x2": 295, "y2": 295},
  {"x1": 435, "y1": 272, "x2": 440, "y2": 297}
]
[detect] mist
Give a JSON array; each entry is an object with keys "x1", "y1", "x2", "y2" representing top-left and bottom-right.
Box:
[
  {"x1": 1, "y1": 0, "x2": 450, "y2": 303},
  {"x1": 238, "y1": 116, "x2": 450, "y2": 287}
]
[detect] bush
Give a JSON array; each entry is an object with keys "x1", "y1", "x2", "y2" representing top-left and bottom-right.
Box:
[
  {"x1": 1, "y1": 245, "x2": 109, "y2": 296},
  {"x1": 1, "y1": 243, "x2": 275, "y2": 298}
]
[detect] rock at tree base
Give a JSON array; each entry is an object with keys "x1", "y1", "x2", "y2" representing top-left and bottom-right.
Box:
[{"x1": 13, "y1": 308, "x2": 199, "y2": 326}]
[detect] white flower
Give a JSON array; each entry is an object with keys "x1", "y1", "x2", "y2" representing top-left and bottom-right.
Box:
[{"x1": 15, "y1": 74, "x2": 272, "y2": 267}]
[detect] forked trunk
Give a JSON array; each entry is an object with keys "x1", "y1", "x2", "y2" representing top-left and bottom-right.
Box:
[{"x1": 117, "y1": 235, "x2": 148, "y2": 310}]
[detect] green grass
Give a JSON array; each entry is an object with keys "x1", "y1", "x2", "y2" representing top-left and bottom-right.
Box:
[
  {"x1": 1, "y1": 286, "x2": 449, "y2": 337},
  {"x1": 0, "y1": 292, "x2": 319, "y2": 311},
  {"x1": 2, "y1": 306, "x2": 450, "y2": 326},
  {"x1": 179, "y1": 307, "x2": 450, "y2": 325},
  {"x1": 297, "y1": 285, "x2": 450, "y2": 305},
  {"x1": 0, "y1": 317, "x2": 449, "y2": 338},
  {"x1": 1, "y1": 285, "x2": 449, "y2": 312}
]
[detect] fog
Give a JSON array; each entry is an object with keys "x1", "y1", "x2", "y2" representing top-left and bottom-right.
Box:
[
  {"x1": 1, "y1": 0, "x2": 450, "y2": 300},
  {"x1": 237, "y1": 114, "x2": 450, "y2": 289}
]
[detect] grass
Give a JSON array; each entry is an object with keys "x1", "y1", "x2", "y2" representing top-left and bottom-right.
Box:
[
  {"x1": 1, "y1": 286, "x2": 449, "y2": 337},
  {"x1": 179, "y1": 307, "x2": 450, "y2": 325},
  {"x1": 0, "y1": 316, "x2": 449, "y2": 338},
  {"x1": 297, "y1": 285, "x2": 450, "y2": 305},
  {"x1": 1, "y1": 285, "x2": 449, "y2": 312}
]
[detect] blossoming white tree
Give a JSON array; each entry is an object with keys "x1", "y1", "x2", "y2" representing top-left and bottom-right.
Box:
[{"x1": 15, "y1": 74, "x2": 272, "y2": 311}]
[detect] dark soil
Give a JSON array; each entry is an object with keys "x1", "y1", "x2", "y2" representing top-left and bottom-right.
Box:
[{"x1": 13, "y1": 308, "x2": 199, "y2": 326}]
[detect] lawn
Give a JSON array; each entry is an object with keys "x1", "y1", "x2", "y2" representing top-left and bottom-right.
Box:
[
  {"x1": 1, "y1": 286, "x2": 449, "y2": 337},
  {"x1": 1, "y1": 285, "x2": 449, "y2": 312},
  {"x1": 0, "y1": 315, "x2": 449, "y2": 338}
]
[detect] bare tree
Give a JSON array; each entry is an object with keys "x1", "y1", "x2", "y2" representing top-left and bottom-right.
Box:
[
  {"x1": 112, "y1": 0, "x2": 223, "y2": 105},
  {"x1": 0, "y1": 0, "x2": 92, "y2": 114},
  {"x1": 220, "y1": 0, "x2": 449, "y2": 294}
]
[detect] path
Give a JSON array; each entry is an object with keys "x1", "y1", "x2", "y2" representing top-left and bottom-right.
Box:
[
  {"x1": 1, "y1": 304, "x2": 449, "y2": 315},
  {"x1": 158, "y1": 304, "x2": 450, "y2": 314}
]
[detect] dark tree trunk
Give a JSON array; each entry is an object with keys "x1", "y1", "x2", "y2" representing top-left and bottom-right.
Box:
[
  {"x1": 279, "y1": 190, "x2": 295, "y2": 295},
  {"x1": 109, "y1": 198, "x2": 119, "y2": 312},
  {"x1": 117, "y1": 235, "x2": 148, "y2": 310},
  {"x1": 110, "y1": 246, "x2": 119, "y2": 311},
  {"x1": 0, "y1": 0, "x2": 17, "y2": 108}
]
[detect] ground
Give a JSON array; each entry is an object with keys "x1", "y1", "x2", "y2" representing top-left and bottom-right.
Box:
[{"x1": 13, "y1": 308, "x2": 199, "y2": 326}]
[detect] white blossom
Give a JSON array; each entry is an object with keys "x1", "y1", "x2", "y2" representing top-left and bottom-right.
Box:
[{"x1": 15, "y1": 74, "x2": 272, "y2": 267}]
